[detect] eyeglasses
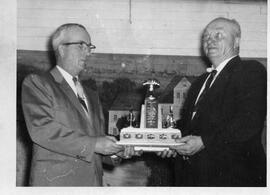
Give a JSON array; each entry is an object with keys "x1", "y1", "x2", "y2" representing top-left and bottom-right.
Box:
[
  {"x1": 203, "y1": 31, "x2": 224, "y2": 42},
  {"x1": 62, "y1": 41, "x2": 96, "y2": 50}
]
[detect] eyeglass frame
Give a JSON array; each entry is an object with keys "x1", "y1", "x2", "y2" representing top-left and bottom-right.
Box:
[
  {"x1": 61, "y1": 41, "x2": 96, "y2": 50},
  {"x1": 202, "y1": 31, "x2": 225, "y2": 43}
]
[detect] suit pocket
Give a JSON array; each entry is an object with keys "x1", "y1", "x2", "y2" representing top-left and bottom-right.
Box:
[{"x1": 43, "y1": 160, "x2": 75, "y2": 182}]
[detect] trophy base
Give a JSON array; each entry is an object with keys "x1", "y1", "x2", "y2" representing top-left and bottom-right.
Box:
[
  {"x1": 135, "y1": 146, "x2": 169, "y2": 152},
  {"x1": 117, "y1": 142, "x2": 184, "y2": 151},
  {"x1": 117, "y1": 127, "x2": 182, "y2": 152}
]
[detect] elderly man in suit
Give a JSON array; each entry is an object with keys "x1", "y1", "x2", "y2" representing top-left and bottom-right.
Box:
[
  {"x1": 22, "y1": 23, "x2": 135, "y2": 186},
  {"x1": 159, "y1": 17, "x2": 266, "y2": 186}
]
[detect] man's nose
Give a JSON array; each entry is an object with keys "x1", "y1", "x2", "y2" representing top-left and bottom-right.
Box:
[
  {"x1": 85, "y1": 48, "x2": 91, "y2": 56},
  {"x1": 207, "y1": 36, "x2": 215, "y2": 45}
]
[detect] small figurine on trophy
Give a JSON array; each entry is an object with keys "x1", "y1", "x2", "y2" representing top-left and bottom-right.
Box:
[
  {"x1": 143, "y1": 79, "x2": 160, "y2": 128},
  {"x1": 127, "y1": 109, "x2": 136, "y2": 127},
  {"x1": 166, "y1": 106, "x2": 176, "y2": 128}
]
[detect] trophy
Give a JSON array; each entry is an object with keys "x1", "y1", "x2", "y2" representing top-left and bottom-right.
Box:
[{"x1": 117, "y1": 78, "x2": 182, "y2": 151}]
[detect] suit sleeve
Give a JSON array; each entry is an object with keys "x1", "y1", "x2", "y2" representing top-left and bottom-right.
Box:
[
  {"x1": 96, "y1": 95, "x2": 121, "y2": 165},
  {"x1": 22, "y1": 74, "x2": 97, "y2": 163},
  {"x1": 202, "y1": 62, "x2": 267, "y2": 148}
]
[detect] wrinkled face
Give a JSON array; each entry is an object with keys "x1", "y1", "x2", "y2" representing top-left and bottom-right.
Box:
[
  {"x1": 202, "y1": 19, "x2": 237, "y2": 65},
  {"x1": 60, "y1": 27, "x2": 94, "y2": 75}
]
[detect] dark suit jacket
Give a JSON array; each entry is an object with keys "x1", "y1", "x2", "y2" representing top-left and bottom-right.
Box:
[
  {"x1": 175, "y1": 56, "x2": 266, "y2": 186},
  {"x1": 22, "y1": 67, "x2": 106, "y2": 186}
]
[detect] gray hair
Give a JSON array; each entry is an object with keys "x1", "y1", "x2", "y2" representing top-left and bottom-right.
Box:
[
  {"x1": 51, "y1": 23, "x2": 86, "y2": 52},
  {"x1": 210, "y1": 17, "x2": 241, "y2": 38}
]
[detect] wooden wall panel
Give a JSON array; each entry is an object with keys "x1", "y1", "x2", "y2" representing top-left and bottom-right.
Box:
[{"x1": 17, "y1": 50, "x2": 267, "y2": 89}]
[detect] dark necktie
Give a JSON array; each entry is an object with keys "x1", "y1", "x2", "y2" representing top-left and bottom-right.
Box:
[
  {"x1": 72, "y1": 77, "x2": 88, "y2": 112},
  {"x1": 192, "y1": 70, "x2": 217, "y2": 117}
]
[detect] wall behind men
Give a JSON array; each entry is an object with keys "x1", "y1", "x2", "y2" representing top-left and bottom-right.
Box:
[{"x1": 18, "y1": 0, "x2": 267, "y2": 58}]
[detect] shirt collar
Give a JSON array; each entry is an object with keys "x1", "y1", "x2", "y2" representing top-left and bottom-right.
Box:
[
  {"x1": 56, "y1": 65, "x2": 78, "y2": 82},
  {"x1": 56, "y1": 65, "x2": 79, "y2": 95},
  {"x1": 206, "y1": 55, "x2": 237, "y2": 75}
]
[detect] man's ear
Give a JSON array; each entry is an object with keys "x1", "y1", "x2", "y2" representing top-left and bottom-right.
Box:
[
  {"x1": 58, "y1": 45, "x2": 65, "y2": 57},
  {"x1": 234, "y1": 37, "x2": 240, "y2": 49}
]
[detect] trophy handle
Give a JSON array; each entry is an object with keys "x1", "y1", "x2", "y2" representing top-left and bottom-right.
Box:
[
  {"x1": 140, "y1": 105, "x2": 145, "y2": 128},
  {"x1": 158, "y1": 104, "x2": 162, "y2": 129}
]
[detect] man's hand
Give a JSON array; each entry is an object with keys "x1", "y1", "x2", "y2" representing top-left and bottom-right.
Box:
[
  {"x1": 170, "y1": 135, "x2": 205, "y2": 156},
  {"x1": 95, "y1": 136, "x2": 123, "y2": 155},
  {"x1": 156, "y1": 149, "x2": 177, "y2": 158},
  {"x1": 116, "y1": 145, "x2": 143, "y2": 159}
]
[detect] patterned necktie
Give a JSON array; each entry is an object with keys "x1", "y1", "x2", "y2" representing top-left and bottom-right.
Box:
[
  {"x1": 192, "y1": 70, "x2": 217, "y2": 118},
  {"x1": 72, "y1": 77, "x2": 88, "y2": 112}
]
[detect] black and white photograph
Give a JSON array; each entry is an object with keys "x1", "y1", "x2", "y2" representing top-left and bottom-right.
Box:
[{"x1": 0, "y1": 0, "x2": 268, "y2": 194}]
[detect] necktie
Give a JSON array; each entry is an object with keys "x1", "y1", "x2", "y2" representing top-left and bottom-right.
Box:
[
  {"x1": 72, "y1": 77, "x2": 88, "y2": 112},
  {"x1": 192, "y1": 70, "x2": 217, "y2": 118}
]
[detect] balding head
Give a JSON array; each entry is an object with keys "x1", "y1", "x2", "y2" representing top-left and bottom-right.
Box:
[{"x1": 207, "y1": 17, "x2": 241, "y2": 39}]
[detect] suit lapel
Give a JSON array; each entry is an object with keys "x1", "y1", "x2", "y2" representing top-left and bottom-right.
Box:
[
  {"x1": 49, "y1": 67, "x2": 94, "y2": 130},
  {"x1": 206, "y1": 56, "x2": 240, "y2": 99},
  {"x1": 186, "y1": 74, "x2": 209, "y2": 121},
  {"x1": 191, "y1": 74, "x2": 209, "y2": 105},
  {"x1": 189, "y1": 56, "x2": 240, "y2": 127},
  {"x1": 83, "y1": 87, "x2": 100, "y2": 135}
]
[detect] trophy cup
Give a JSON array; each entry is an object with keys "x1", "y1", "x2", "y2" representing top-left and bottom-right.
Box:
[{"x1": 117, "y1": 78, "x2": 182, "y2": 151}]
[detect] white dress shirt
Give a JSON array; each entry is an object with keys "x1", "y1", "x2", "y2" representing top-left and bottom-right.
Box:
[{"x1": 56, "y1": 65, "x2": 89, "y2": 113}]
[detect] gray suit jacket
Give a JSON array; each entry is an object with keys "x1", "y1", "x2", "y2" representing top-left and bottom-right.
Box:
[{"x1": 22, "y1": 67, "x2": 105, "y2": 186}]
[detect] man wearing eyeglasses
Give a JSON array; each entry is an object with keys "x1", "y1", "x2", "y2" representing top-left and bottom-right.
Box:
[
  {"x1": 21, "y1": 23, "x2": 137, "y2": 186},
  {"x1": 159, "y1": 17, "x2": 266, "y2": 186}
]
